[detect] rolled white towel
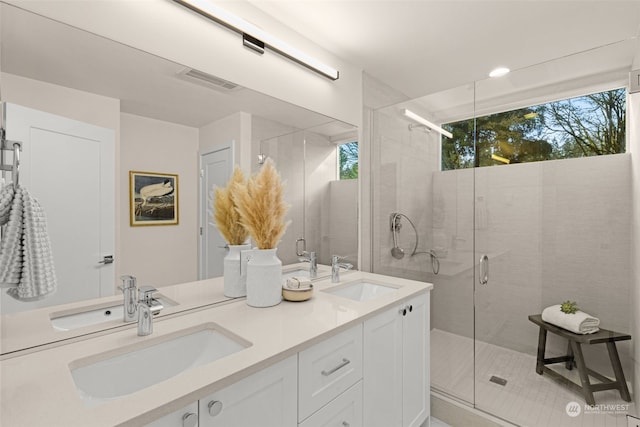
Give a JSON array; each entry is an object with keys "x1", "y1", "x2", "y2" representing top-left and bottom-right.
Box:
[
  {"x1": 541, "y1": 304, "x2": 600, "y2": 334},
  {"x1": 284, "y1": 277, "x2": 313, "y2": 290}
]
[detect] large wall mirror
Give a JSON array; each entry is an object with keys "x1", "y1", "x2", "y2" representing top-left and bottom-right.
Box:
[{"x1": 0, "y1": 3, "x2": 358, "y2": 353}]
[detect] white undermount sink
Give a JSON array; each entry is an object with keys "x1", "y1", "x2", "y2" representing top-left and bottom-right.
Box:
[
  {"x1": 50, "y1": 296, "x2": 177, "y2": 331},
  {"x1": 70, "y1": 324, "x2": 251, "y2": 406},
  {"x1": 323, "y1": 279, "x2": 398, "y2": 302}
]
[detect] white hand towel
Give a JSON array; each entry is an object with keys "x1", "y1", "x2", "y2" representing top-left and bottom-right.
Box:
[
  {"x1": 0, "y1": 183, "x2": 15, "y2": 225},
  {"x1": 0, "y1": 185, "x2": 57, "y2": 300},
  {"x1": 284, "y1": 277, "x2": 313, "y2": 290},
  {"x1": 541, "y1": 304, "x2": 600, "y2": 334}
]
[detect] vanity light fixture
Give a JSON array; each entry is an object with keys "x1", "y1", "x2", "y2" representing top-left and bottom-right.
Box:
[
  {"x1": 173, "y1": 0, "x2": 340, "y2": 80},
  {"x1": 403, "y1": 109, "x2": 453, "y2": 139},
  {"x1": 489, "y1": 67, "x2": 510, "y2": 78}
]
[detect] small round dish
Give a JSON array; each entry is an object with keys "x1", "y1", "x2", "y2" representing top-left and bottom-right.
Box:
[{"x1": 282, "y1": 284, "x2": 313, "y2": 302}]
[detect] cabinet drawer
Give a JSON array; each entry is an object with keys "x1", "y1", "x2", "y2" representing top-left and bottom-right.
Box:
[
  {"x1": 299, "y1": 381, "x2": 363, "y2": 427},
  {"x1": 298, "y1": 325, "x2": 363, "y2": 421}
]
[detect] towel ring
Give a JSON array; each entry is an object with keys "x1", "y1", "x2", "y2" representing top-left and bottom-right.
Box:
[
  {"x1": 0, "y1": 139, "x2": 21, "y2": 189},
  {"x1": 12, "y1": 142, "x2": 20, "y2": 189}
]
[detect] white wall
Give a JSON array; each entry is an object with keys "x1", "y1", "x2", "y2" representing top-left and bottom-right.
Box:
[
  {"x1": 200, "y1": 112, "x2": 252, "y2": 173},
  {"x1": 6, "y1": 0, "x2": 362, "y2": 128},
  {"x1": 119, "y1": 113, "x2": 199, "y2": 287},
  {"x1": 327, "y1": 179, "x2": 359, "y2": 265},
  {"x1": 257, "y1": 128, "x2": 305, "y2": 265},
  {"x1": 628, "y1": 90, "x2": 640, "y2": 412},
  {"x1": 371, "y1": 107, "x2": 440, "y2": 280},
  {"x1": 305, "y1": 132, "x2": 340, "y2": 265}
]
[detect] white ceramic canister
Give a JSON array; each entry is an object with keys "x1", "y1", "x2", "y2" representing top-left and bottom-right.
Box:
[
  {"x1": 223, "y1": 244, "x2": 251, "y2": 297},
  {"x1": 246, "y1": 248, "x2": 282, "y2": 307}
]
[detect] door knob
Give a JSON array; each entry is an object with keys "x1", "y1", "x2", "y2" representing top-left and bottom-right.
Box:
[
  {"x1": 208, "y1": 400, "x2": 223, "y2": 416},
  {"x1": 182, "y1": 412, "x2": 197, "y2": 427},
  {"x1": 98, "y1": 255, "x2": 114, "y2": 264}
]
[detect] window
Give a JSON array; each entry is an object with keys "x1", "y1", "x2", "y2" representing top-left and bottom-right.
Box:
[
  {"x1": 339, "y1": 141, "x2": 358, "y2": 179},
  {"x1": 441, "y1": 88, "x2": 626, "y2": 170}
]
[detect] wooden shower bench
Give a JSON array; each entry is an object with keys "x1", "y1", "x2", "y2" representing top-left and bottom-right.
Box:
[{"x1": 528, "y1": 314, "x2": 631, "y2": 405}]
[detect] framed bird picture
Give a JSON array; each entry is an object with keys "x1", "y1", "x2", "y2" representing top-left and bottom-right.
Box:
[{"x1": 129, "y1": 171, "x2": 179, "y2": 226}]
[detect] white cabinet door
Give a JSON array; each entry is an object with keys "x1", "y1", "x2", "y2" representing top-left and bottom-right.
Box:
[
  {"x1": 363, "y1": 304, "x2": 403, "y2": 427},
  {"x1": 146, "y1": 402, "x2": 199, "y2": 427},
  {"x1": 298, "y1": 381, "x2": 363, "y2": 427},
  {"x1": 199, "y1": 355, "x2": 297, "y2": 427},
  {"x1": 402, "y1": 293, "x2": 428, "y2": 427},
  {"x1": 363, "y1": 292, "x2": 428, "y2": 427}
]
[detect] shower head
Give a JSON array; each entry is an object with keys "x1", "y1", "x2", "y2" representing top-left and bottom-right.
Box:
[
  {"x1": 408, "y1": 123, "x2": 431, "y2": 133},
  {"x1": 391, "y1": 246, "x2": 405, "y2": 259},
  {"x1": 390, "y1": 212, "x2": 405, "y2": 259}
]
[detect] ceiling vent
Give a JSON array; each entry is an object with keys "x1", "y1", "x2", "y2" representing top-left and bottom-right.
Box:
[{"x1": 177, "y1": 68, "x2": 242, "y2": 92}]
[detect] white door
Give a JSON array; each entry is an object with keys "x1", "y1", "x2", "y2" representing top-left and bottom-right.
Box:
[
  {"x1": 199, "y1": 144, "x2": 232, "y2": 279},
  {"x1": 0, "y1": 103, "x2": 114, "y2": 314}
]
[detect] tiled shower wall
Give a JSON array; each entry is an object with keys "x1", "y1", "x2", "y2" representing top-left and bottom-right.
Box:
[
  {"x1": 255, "y1": 120, "x2": 357, "y2": 267},
  {"x1": 373, "y1": 106, "x2": 633, "y2": 379}
]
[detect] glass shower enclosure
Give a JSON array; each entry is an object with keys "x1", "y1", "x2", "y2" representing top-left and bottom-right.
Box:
[{"x1": 370, "y1": 40, "x2": 635, "y2": 426}]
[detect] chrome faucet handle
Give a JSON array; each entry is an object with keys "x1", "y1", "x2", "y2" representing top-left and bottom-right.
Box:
[
  {"x1": 331, "y1": 255, "x2": 352, "y2": 283},
  {"x1": 137, "y1": 286, "x2": 160, "y2": 336},
  {"x1": 138, "y1": 285, "x2": 158, "y2": 304},
  {"x1": 331, "y1": 255, "x2": 347, "y2": 264},
  {"x1": 138, "y1": 285, "x2": 163, "y2": 315},
  {"x1": 299, "y1": 251, "x2": 316, "y2": 261},
  {"x1": 118, "y1": 275, "x2": 137, "y2": 291}
]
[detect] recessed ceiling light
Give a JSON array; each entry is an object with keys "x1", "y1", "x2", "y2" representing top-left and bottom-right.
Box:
[{"x1": 489, "y1": 67, "x2": 510, "y2": 78}]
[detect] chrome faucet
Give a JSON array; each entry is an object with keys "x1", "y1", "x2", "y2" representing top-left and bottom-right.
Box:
[
  {"x1": 137, "y1": 286, "x2": 163, "y2": 336},
  {"x1": 119, "y1": 275, "x2": 138, "y2": 322},
  {"x1": 299, "y1": 251, "x2": 318, "y2": 278},
  {"x1": 331, "y1": 255, "x2": 353, "y2": 283},
  {"x1": 296, "y1": 237, "x2": 318, "y2": 279}
]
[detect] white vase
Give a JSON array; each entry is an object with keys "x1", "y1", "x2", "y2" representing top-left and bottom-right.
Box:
[
  {"x1": 224, "y1": 244, "x2": 251, "y2": 297},
  {"x1": 246, "y1": 248, "x2": 282, "y2": 307}
]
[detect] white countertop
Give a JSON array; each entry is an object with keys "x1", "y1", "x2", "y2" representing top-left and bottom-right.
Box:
[
  {"x1": 0, "y1": 263, "x2": 332, "y2": 356},
  {"x1": 0, "y1": 271, "x2": 432, "y2": 426},
  {"x1": 0, "y1": 276, "x2": 233, "y2": 356}
]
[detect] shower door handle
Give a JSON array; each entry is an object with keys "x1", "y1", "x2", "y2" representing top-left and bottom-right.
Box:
[{"x1": 479, "y1": 254, "x2": 489, "y2": 285}]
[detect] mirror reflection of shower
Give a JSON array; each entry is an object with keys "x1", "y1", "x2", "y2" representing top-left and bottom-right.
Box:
[{"x1": 390, "y1": 212, "x2": 440, "y2": 274}]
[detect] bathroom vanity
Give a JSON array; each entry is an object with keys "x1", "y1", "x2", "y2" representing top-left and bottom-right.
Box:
[{"x1": 0, "y1": 271, "x2": 432, "y2": 426}]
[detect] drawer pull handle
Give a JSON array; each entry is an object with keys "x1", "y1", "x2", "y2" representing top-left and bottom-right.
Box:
[{"x1": 322, "y1": 358, "x2": 350, "y2": 376}]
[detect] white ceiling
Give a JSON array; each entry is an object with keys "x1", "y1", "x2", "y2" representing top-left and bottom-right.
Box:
[
  {"x1": 249, "y1": 0, "x2": 640, "y2": 99},
  {"x1": 0, "y1": 3, "x2": 346, "y2": 134},
  {"x1": 3, "y1": 1, "x2": 639, "y2": 131}
]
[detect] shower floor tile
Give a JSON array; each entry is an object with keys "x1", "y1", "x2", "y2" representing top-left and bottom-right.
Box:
[{"x1": 431, "y1": 329, "x2": 635, "y2": 427}]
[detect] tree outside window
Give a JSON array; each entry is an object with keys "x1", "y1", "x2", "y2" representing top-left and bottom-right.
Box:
[
  {"x1": 339, "y1": 141, "x2": 358, "y2": 179},
  {"x1": 442, "y1": 88, "x2": 626, "y2": 170}
]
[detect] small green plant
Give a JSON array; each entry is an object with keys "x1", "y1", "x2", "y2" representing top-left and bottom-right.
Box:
[{"x1": 560, "y1": 300, "x2": 578, "y2": 314}]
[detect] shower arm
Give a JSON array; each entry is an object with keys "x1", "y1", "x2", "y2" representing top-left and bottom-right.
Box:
[
  {"x1": 391, "y1": 213, "x2": 419, "y2": 257},
  {"x1": 391, "y1": 212, "x2": 440, "y2": 275}
]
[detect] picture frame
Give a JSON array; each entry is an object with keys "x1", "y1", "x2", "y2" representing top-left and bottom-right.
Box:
[{"x1": 129, "y1": 171, "x2": 179, "y2": 226}]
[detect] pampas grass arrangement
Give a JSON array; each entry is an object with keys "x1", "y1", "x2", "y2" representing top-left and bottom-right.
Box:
[
  {"x1": 214, "y1": 167, "x2": 249, "y2": 245},
  {"x1": 235, "y1": 158, "x2": 290, "y2": 249}
]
